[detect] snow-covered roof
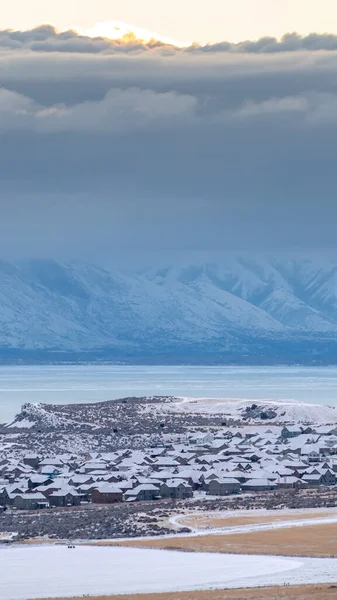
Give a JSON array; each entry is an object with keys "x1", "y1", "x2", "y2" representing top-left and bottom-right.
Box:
[
  {"x1": 93, "y1": 484, "x2": 123, "y2": 494},
  {"x1": 242, "y1": 479, "x2": 277, "y2": 487},
  {"x1": 162, "y1": 479, "x2": 191, "y2": 488},
  {"x1": 211, "y1": 478, "x2": 241, "y2": 485},
  {"x1": 126, "y1": 484, "x2": 159, "y2": 495}
]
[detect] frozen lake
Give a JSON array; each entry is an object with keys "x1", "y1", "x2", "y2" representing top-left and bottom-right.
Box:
[
  {"x1": 1, "y1": 364, "x2": 337, "y2": 423},
  {"x1": 1, "y1": 545, "x2": 337, "y2": 599}
]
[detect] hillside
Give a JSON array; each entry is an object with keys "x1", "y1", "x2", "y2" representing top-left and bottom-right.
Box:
[
  {"x1": 7, "y1": 396, "x2": 337, "y2": 431},
  {"x1": 4, "y1": 396, "x2": 337, "y2": 455},
  {"x1": 1, "y1": 256, "x2": 337, "y2": 362}
]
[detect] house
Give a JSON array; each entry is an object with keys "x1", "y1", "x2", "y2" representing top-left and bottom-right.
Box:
[
  {"x1": 316, "y1": 426, "x2": 337, "y2": 436},
  {"x1": 189, "y1": 433, "x2": 214, "y2": 446},
  {"x1": 39, "y1": 458, "x2": 64, "y2": 468},
  {"x1": 23, "y1": 454, "x2": 40, "y2": 469},
  {"x1": 124, "y1": 484, "x2": 159, "y2": 501},
  {"x1": 281, "y1": 427, "x2": 302, "y2": 439},
  {"x1": 302, "y1": 474, "x2": 322, "y2": 487},
  {"x1": 160, "y1": 480, "x2": 193, "y2": 499},
  {"x1": 153, "y1": 457, "x2": 180, "y2": 470},
  {"x1": 146, "y1": 448, "x2": 167, "y2": 459},
  {"x1": 225, "y1": 470, "x2": 249, "y2": 484},
  {"x1": 319, "y1": 443, "x2": 337, "y2": 457},
  {"x1": 319, "y1": 469, "x2": 336, "y2": 486},
  {"x1": 209, "y1": 440, "x2": 229, "y2": 453},
  {"x1": 277, "y1": 476, "x2": 307, "y2": 489},
  {"x1": 36, "y1": 485, "x2": 61, "y2": 498},
  {"x1": 281, "y1": 460, "x2": 308, "y2": 472},
  {"x1": 301, "y1": 469, "x2": 335, "y2": 487},
  {"x1": 117, "y1": 480, "x2": 134, "y2": 493},
  {"x1": 28, "y1": 475, "x2": 54, "y2": 489},
  {"x1": 149, "y1": 470, "x2": 177, "y2": 483},
  {"x1": 242, "y1": 479, "x2": 278, "y2": 492},
  {"x1": 69, "y1": 475, "x2": 95, "y2": 487},
  {"x1": 39, "y1": 466, "x2": 61, "y2": 478},
  {"x1": 0, "y1": 485, "x2": 26, "y2": 506},
  {"x1": 207, "y1": 478, "x2": 241, "y2": 495},
  {"x1": 3, "y1": 465, "x2": 32, "y2": 480},
  {"x1": 80, "y1": 461, "x2": 109, "y2": 473},
  {"x1": 77, "y1": 484, "x2": 97, "y2": 502},
  {"x1": 171, "y1": 469, "x2": 201, "y2": 489},
  {"x1": 92, "y1": 485, "x2": 124, "y2": 504},
  {"x1": 49, "y1": 491, "x2": 81, "y2": 507},
  {"x1": 13, "y1": 493, "x2": 49, "y2": 510},
  {"x1": 306, "y1": 450, "x2": 321, "y2": 463},
  {"x1": 173, "y1": 453, "x2": 196, "y2": 465}
]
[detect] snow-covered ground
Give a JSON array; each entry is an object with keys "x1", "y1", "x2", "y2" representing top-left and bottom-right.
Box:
[
  {"x1": 1, "y1": 545, "x2": 337, "y2": 599},
  {"x1": 170, "y1": 396, "x2": 337, "y2": 423}
]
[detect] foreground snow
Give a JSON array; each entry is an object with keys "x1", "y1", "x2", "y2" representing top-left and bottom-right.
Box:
[{"x1": 1, "y1": 545, "x2": 337, "y2": 599}]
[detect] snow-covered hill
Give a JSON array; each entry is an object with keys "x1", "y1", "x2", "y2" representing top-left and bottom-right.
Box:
[
  {"x1": 173, "y1": 397, "x2": 337, "y2": 425},
  {"x1": 1, "y1": 255, "x2": 337, "y2": 361},
  {"x1": 7, "y1": 396, "x2": 337, "y2": 430}
]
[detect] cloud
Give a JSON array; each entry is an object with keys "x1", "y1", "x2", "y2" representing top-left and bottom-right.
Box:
[
  {"x1": 0, "y1": 87, "x2": 197, "y2": 132},
  {"x1": 1, "y1": 26, "x2": 337, "y2": 260},
  {"x1": 3, "y1": 26, "x2": 337, "y2": 55}
]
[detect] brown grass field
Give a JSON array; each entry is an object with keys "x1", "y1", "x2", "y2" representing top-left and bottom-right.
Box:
[
  {"x1": 35, "y1": 583, "x2": 337, "y2": 600},
  {"x1": 93, "y1": 521, "x2": 337, "y2": 557},
  {"x1": 29, "y1": 511, "x2": 337, "y2": 600},
  {"x1": 179, "y1": 510, "x2": 336, "y2": 530}
]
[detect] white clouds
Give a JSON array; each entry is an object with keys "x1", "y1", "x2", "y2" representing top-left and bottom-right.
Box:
[
  {"x1": 0, "y1": 87, "x2": 197, "y2": 132},
  {"x1": 236, "y1": 96, "x2": 308, "y2": 118},
  {"x1": 3, "y1": 85, "x2": 337, "y2": 134}
]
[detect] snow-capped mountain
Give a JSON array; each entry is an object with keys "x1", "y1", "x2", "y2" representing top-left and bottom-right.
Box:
[{"x1": 1, "y1": 255, "x2": 337, "y2": 362}]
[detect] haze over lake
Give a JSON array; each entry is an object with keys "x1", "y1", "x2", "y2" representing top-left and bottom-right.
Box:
[{"x1": 1, "y1": 365, "x2": 337, "y2": 423}]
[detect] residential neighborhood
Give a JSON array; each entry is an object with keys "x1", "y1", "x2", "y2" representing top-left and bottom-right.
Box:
[{"x1": 1, "y1": 420, "x2": 337, "y2": 512}]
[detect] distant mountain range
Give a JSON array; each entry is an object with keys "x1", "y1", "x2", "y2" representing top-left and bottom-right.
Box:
[{"x1": 1, "y1": 255, "x2": 337, "y2": 363}]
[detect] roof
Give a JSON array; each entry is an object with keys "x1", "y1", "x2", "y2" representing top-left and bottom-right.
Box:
[
  {"x1": 39, "y1": 458, "x2": 64, "y2": 466},
  {"x1": 161, "y1": 479, "x2": 192, "y2": 488},
  {"x1": 29, "y1": 475, "x2": 51, "y2": 483},
  {"x1": 242, "y1": 479, "x2": 277, "y2": 487},
  {"x1": 210, "y1": 478, "x2": 241, "y2": 485},
  {"x1": 125, "y1": 484, "x2": 159, "y2": 495},
  {"x1": 278, "y1": 476, "x2": 299, "y2": 484},
  {"x1": 94, "y1": 484, "x2": 123, "y2": 494},
  {"x1": 16, "y1": 493, "x2": 47, "y2": 500},
  {"x1": 40, "y1": 465, "x2": 60, "y2": 473}
]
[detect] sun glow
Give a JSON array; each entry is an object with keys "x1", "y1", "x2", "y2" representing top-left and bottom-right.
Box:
[{"x1": 74, "y1": 20, "x2": 190, "y2": 47}]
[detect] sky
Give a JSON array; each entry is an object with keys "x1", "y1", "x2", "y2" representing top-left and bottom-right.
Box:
[
  {"x1": 3, "y1": 0, "x2": 337, "y2": 44},
  {"x1": 2, "y1": 3, "x2": 337, "y2": 263}
]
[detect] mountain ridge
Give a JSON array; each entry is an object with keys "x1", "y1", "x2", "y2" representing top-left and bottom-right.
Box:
[{"x1": 1, "y1": 255, "x2": 337, "y2": 363}]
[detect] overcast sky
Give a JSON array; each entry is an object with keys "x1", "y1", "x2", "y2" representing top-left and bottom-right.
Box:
[{"x1": 2, "y1": 12, "x2": 337, "y2": 262}]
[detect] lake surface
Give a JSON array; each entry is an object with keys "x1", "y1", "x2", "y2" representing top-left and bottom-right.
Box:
[{"x1": 1, "y1": 365, "x2": 337, "y2": 423}]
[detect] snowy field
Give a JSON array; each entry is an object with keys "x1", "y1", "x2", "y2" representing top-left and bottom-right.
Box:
[{"x1": 2, "y1": 545, "x2": 337, "y2": 599}]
